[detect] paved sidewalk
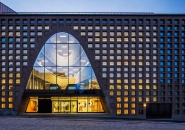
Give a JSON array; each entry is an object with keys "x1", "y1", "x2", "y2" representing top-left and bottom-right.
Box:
[{"x1": 0, "y1": 116, "x2": 185, "y2": 130}]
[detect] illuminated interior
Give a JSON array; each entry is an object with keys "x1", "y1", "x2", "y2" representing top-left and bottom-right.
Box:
[
  {"x1": 26, "y1": 32, "x2": 100, "y2": 90},
  {"x1": 52, "y1": 97, "x2": 104, "y2": 113},
  {"x1": 26, "y1": 97, "x2": 104, "y2": 113},
  {"x1": 26, "y1": 97, "x2": 38, "y2": 112}
]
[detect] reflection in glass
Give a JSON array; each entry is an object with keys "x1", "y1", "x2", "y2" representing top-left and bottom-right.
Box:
[{"x1": 26, "y1": 32, "x2": 100, "y2": 90}]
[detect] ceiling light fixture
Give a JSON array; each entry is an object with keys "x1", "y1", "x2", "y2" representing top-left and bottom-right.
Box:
[
  {"x1": 68, "y1": 40, "x2": 74, "y2": 43},
  {"x1": 60, "y1": 35, "x2": 67, "y2": 37},
  {"x1": 61, "y1": 46, "x2": 67, "y2": 48},
  {"x1": 54, "y1": 40, "x2": 61, "y2": 43}
]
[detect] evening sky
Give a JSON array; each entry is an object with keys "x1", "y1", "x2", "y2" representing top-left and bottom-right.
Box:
[{"x1": 1, "y1": 0, "x2": 185, "y2": 13}]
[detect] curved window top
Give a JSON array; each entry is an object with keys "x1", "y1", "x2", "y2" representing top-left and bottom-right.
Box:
[
  {"x1": 46, "y1": 32, "x2": 79, "y2": 44},
  {"x1": 27, "y1": 32, "x2": 100, "y2": 90},
  {"x1": 35, "y1": 32, "x2": 88, "y2": 67}
]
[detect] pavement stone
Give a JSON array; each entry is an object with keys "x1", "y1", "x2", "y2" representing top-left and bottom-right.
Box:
[{"x1": 0, "y1": 117, "x2": 184, "y2": 130}]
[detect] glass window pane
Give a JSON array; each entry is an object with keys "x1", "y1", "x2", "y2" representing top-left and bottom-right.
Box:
[
  {"x1": 45, "y1": 44, "x2": 56, "y2": 66},
  {"x1": 56, "y1": 32, "x2": 68, "y2": 43}
]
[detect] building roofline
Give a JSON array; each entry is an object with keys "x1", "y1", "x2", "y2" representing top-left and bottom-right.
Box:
[
  {"x1": 1, "y1": 12, "x2": 185, "y2": 16},
  {"x1": 0, "y1": 2, "x2": 16, "y2": 13},
  {"x1": 1, "y1": 12, "x2": 154, "y2": 15}
]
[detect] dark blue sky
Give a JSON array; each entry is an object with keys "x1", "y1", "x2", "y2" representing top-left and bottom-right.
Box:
[{"x1": 1, "y1": 0, "x2": 185, "y2": 13}]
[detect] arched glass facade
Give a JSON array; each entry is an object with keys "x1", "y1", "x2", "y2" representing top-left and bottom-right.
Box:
[{"x1": 26, "y1": 32, "x2": 100, "y2": 90}]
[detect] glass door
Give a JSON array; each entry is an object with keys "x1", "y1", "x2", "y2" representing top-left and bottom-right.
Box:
[
  {"x1": 78, "y1": 98, "x2": 87, "y2": 112},
  {"x1": 60, "y1": 101, "x2": 70, "y2": 113},
  {"x1": 52, "y1": 100, "x2": 59, "y2": 113},
  {"x1": 71, "y1": 101, "x2": 77, "y2": 113}
]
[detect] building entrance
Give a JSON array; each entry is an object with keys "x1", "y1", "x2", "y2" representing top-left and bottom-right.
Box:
[
  {"x1": 71, "y1": 101, "x2": 78, "y2": 113},
  {"x1": 52, "y1": 100, "x2": 77, "y2": 113},
  {"x1": 38, "y1": 99, "x2": 52, "y2": 113},
  {"x1": 26, "y1": 97, "x2": 104, "y2": 113},
  {"x1": 59, "y1": 101, "x2": 71, "y2": 113}
]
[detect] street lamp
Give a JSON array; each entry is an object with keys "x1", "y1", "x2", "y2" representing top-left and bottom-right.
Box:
[{"x1": 143, "y1": 103, "x2": 147, "y2": 108}]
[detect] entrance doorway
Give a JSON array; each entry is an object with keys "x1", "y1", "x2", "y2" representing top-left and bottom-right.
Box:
[
  {"x1": 71, "y1": 101, "x2": 77, "y2": 113},
  {"x1": 60, "y1": 101, "x2": 70, "y2": 113},
  {"x1": 38, "y1": 99, "x2": 52, "y2": 113},
  {"x1": 26, "y1": 96, "x2": 104, "y2": 113},
  {"x1": 51, "y1": 97, "x2": 104, "y2": 113},
  {"x1": 59, "y1": 101, "x2": 77, "y2": 113}
]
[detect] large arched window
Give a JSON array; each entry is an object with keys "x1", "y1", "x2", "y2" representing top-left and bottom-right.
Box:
[{"x1": 26, "y1": 32, "x2": 100, "y2": 90}]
